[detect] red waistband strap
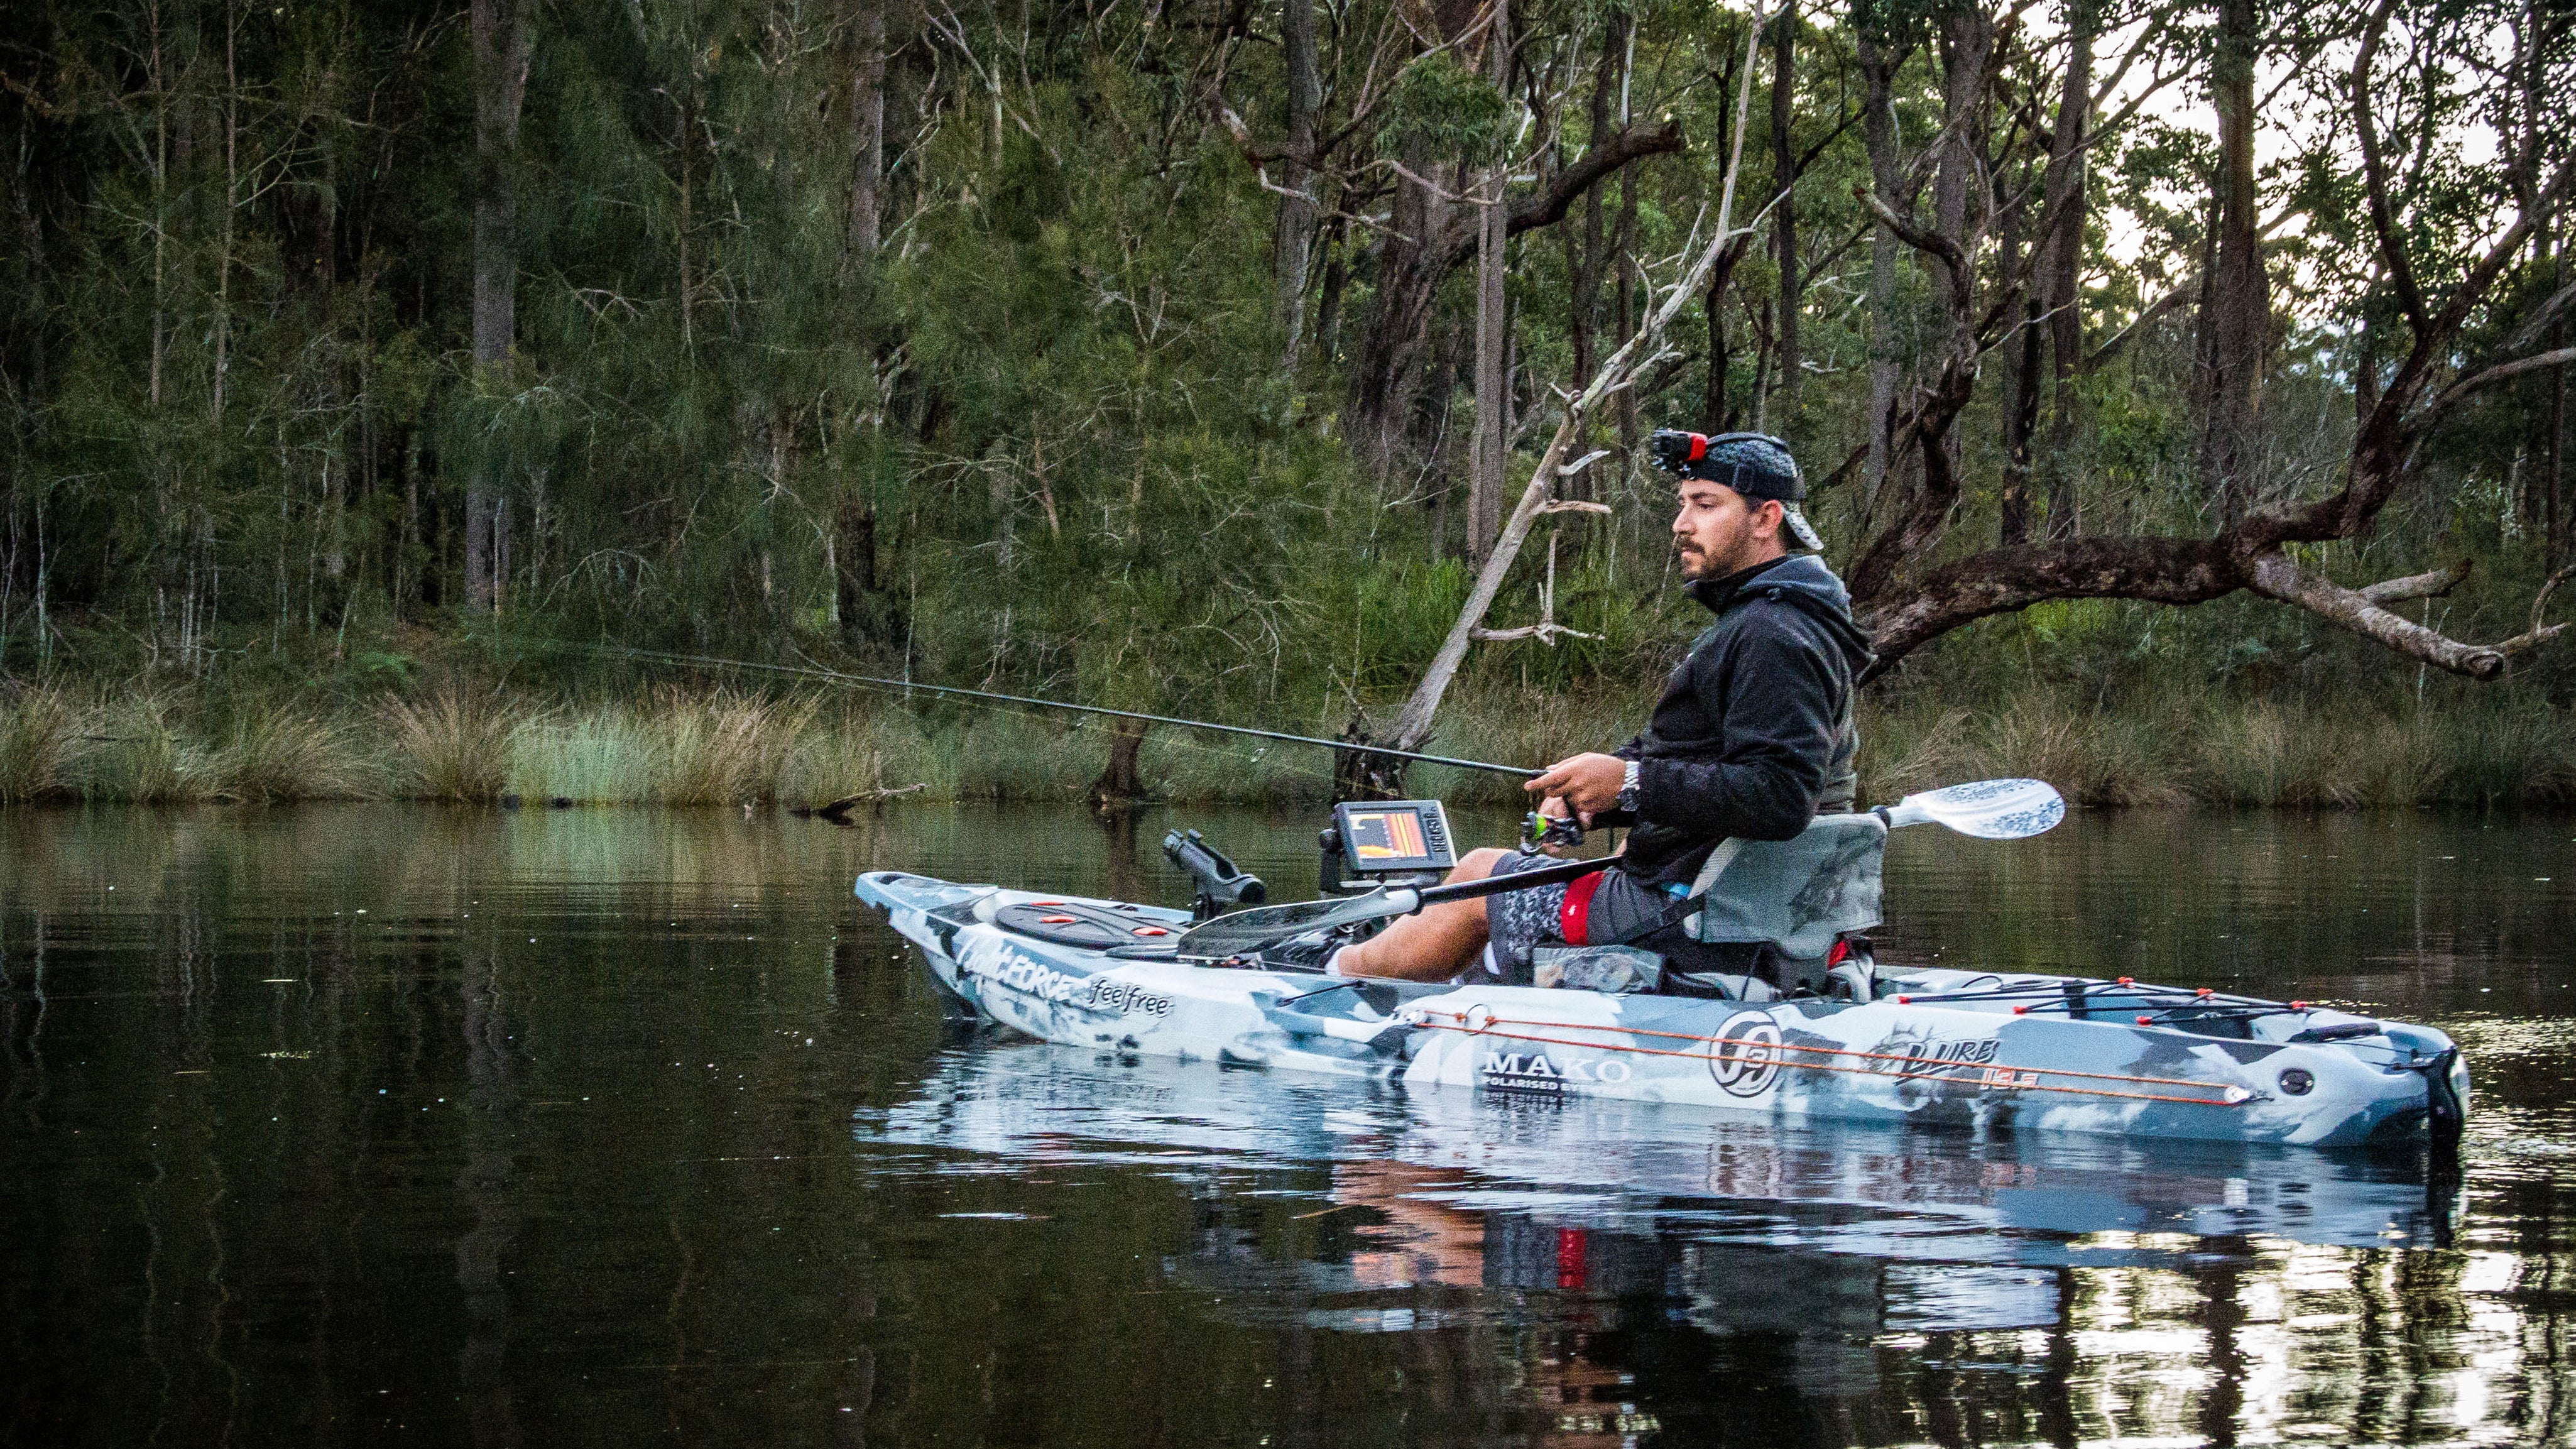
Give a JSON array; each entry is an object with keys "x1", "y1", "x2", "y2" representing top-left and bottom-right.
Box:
[{"x1": 1558, "y1": 868, "x2": 1609, "y2": 946}]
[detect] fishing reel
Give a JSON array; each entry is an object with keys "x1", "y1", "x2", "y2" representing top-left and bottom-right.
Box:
[{"x1": 1520, "y1": 811, "x2": 1585, "y2": 852}]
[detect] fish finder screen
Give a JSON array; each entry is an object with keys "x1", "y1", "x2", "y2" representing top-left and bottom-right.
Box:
[{"x1": 1334, "y1": 801, "x2": 1456, "y2": 874}]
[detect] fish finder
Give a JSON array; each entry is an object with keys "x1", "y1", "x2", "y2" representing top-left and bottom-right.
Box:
[{"x1": 1319, "y1": 799, "x2": 1456, "y2": 893}]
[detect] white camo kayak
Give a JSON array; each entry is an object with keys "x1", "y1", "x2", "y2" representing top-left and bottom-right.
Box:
[{"x1": 855, "y1": 870, "x2": 2469, "y2": 1152}]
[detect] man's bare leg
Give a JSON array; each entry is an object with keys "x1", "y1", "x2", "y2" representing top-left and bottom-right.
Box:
[{"x1": 1334, "y1": 848, "x2": 1513, "y2": 982}]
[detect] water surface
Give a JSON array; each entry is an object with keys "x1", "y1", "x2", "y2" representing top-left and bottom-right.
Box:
[{"x1": 3, "y1": 804, "x2": 2572, "y2": 1446}]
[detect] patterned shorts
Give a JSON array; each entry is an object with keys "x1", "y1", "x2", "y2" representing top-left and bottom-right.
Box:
[
  {"x1": 1483, "y1": 850, "x2": 1580, "y2": 977},
  {"x1": 1482, "y1": 851, "x2": 1689, "y2": 981}
]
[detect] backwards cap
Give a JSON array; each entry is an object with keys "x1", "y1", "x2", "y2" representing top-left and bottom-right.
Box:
[{"x1": 1651, "y1": 430, "x2": 1824, "y2": 550}]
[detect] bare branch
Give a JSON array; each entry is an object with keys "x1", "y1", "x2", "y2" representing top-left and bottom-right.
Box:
[
  {"x1": 2084, "y1": 274, "x2": 2196, "y2": 373},
  {"x1": 1857, "y1": 537, "x2": 2239, "y2": 679},
  {"x1": 2247, "y1": 553, "x2": 2504, "y2": 679},
  {"x1": 2504, "y1": 278, "x2": 2576, "y2": 354},
  {"x1": 1385, "y1": 1, "x2": 1771, "y2": 752},
  {"x1": 1433, "y1": 119, "x2": 1685, "y2": 267},
  {"x1": 2355, "y1": 557, "x2": 2473, "y2": 605},
  {"x1": 2418, "y1": 346, "x2": 2576, "y2": 424},
  {"x1": 2495, "y1": 564, "x2": 2576, "y2": 656},
  {"x1": 1855, "y1": 188, "x2": 1970, "y2": 312}
]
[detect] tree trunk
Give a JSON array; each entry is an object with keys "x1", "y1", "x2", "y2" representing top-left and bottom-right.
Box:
[
  {"x1": 1347, "y1": 139, "x2": 1455, "y2": 478},
  {"x1": 1614, "y1": 169, "x2": 1640, "y2": 451},
  {"x1": 1703, "y1": 240, "x2": 1749, "y2": 431},
  {"x1": 1086, "y1": 720, "x2": 1150, "y2": 807},
  {"x1": 1274, "y1": 0, "x2": 1321, "y2": 371},
  {"x1": 2541, "y1": 230, "x2": 2567, "y2": 564},
  {"x1": 2002, "y1": 296, "x2": 2044, "y2": 544},
  {"x1": 468, "y1": 0, "x2": 530, "y2": 617},
  {"x1": 1468, "y1": 0, "x2": 1511, "y2": 560},
  {"x1": 1769, "y1": 0, "x2": 1800, "y2": 427},
  {"x1": 1999, "y1": 176, "x2": 2036, "y2": 544},
  {"x1": 1929, "y1": 4, "x2": 1991, "y2": 487},
  {"x1": 1855, "y1": 21, "x2": 1904, "y2": 515},
  {"x1": 836, "y1": 500, "x2": 877, "y2": 647},
  {"x1": 2195, "y1": 0, "x2": 2268, "y2": 521},
  {"x1": 2551, "y1": 309, "x2": 2567, "y2": 563},
  {"x1": 1315, "y1": 217, "x2": 1349, "y2": 363},
  {"x1": 1568, "y1": 11, "x2": 1622, "y2": 418},
  {"x1": 849, "y1": 0, "x2": 887, "y2": 265},
  {"x1": 2041, "y1": 0, "x2": 2095, "y2": 540}
]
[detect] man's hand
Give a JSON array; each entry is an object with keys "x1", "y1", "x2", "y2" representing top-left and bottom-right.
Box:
[{"x1": 1525, "y1": 752, "x2": 1627, "y2": 823}]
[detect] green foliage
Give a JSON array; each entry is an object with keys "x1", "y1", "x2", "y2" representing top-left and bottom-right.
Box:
[
  {"x1": 1379, "y1": 52, "x2": 1510, "y2": 163},
  {"x1": 0, "y1": 0, "x2": 2567, "y2": 801}
]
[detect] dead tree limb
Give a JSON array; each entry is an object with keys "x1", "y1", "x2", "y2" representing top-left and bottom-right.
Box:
[
  {"x1": 1384, "y1": 5, "x2": 1775, "y2": 756},
  {"x1": 2356, "y1": 557, "x2": 2472, "y2": 605},
  {"x1": 2246, "y1": 554, "x2": 2505, "y2": 679}
]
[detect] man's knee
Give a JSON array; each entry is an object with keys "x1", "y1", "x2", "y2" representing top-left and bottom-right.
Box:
[{"x1": 1452, "y1": 846, "x2": 1512, "y2": 883}]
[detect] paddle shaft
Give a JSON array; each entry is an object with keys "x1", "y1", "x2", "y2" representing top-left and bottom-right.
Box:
[{"x1": 1410, "y1": 855, "x2": 1608, "y2": 908}]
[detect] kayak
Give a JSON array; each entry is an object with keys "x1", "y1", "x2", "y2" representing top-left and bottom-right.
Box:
[{"x1": 853, "y1": 865, "x2": 2470, "y2": 1153}]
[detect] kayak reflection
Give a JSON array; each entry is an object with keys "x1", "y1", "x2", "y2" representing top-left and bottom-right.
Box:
[
  {"x1": 865, "y1": 1037, "x2": 2460, "y2": 1258},
  {"x1": 867, "y1": 1039, "x2": 2466, "y2": 1443}
]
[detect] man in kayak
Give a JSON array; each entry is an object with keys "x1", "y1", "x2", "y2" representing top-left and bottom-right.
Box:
[{"x1": 1327, "y1": 430, "x2": 1874, "y2": 985}]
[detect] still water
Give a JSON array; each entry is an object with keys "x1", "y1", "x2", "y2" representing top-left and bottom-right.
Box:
[{"x1": 2, "y1": 803, "x2": 2572, "y2": 1446}]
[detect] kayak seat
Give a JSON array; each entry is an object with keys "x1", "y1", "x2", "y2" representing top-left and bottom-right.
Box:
[
  {"x1": 1682, "y1": 812, "x2": 1886, "y2": 966},
  {"x1": 994, "y1": 900, "x2": 1176, "y2": 948}
]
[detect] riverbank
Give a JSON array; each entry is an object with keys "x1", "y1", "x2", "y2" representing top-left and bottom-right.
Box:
[{"x1": 0, "y1": 675, "x2": 2569, "y2": 809}]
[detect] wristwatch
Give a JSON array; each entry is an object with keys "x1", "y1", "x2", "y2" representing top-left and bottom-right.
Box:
[{"x1": 1617, "y1": 758, "x2": 1641, "y2": 815}]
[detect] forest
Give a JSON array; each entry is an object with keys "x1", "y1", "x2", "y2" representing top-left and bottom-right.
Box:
[{"x1": 1, "y1": 0, "x2": 2573, "y2": 807}]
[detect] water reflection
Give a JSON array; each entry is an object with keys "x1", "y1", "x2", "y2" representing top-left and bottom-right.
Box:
[{"x1": 0, "y1": 802, "x2": 2570, "y2": 1446}]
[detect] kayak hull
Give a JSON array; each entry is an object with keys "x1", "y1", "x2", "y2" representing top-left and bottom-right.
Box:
[{"x1": 858, "y1": 870, "x2": 2465, "y2": 1151}]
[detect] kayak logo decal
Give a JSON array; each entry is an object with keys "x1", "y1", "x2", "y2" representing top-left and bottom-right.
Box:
[
  {"x1": 959, "y1": 942, "x2": 1174, "y2": 1019},
  {"x1": 1706, "y1": 1012, "x2": 1782, "y2": 1098},
  {"x1": 1892, "y1": 1036, "x2": 2000, "y2": 1076},
  {"x1": 1480, "y1": 1050, "x2": 1631, "y2": 1093},
  {"x1": 961, "y1": 943, "x2": 1088, "y2": 1003},
  {"x1": 1088, "y1": 978, "x2": 1174, "y2": 1020}
]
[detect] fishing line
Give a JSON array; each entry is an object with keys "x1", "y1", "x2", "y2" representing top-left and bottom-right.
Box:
[{"x1": 509, "y1": 638, "x2": 1541, "y2": 779}]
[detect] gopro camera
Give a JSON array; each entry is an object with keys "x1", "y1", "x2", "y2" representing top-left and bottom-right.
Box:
[{"x1": 1649, "y1": 429, "x2": 1706, "y2": 474}]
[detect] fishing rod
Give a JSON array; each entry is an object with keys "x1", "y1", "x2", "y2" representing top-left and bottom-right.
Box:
[{"x1": 521, "y1": 640, "x2": 1542, "y2": 779}]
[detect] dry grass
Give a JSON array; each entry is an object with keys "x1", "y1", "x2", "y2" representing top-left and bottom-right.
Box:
[
  {"x1": 652, "y1": 688, "x2": 812, "y2": 804},
  {"x1": 0, "y1": 669, "x2": 2566, "y2": 809},
  {"x1": 0, "y1": 685, "x2": 84, "y2": 802},
  {"x1": 208, "y1": 704, "x2": 371, "y2": 802},
  {"x1": 383, "y1": 687, "x2": 523, "y2": 801}
]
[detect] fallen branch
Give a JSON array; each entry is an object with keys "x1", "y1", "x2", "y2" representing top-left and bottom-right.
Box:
[{"x1": 805, "y1": 784, "x2": 930, "y2": 823}]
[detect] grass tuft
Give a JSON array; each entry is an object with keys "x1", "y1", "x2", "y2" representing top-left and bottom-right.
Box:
[
  {"x1": 385, "y1": 687, "x2": 524, "y2": 801},
  {"x1": 210, "y1": 705, "x2": 371, "y2": 803},
  {"x1": 0, "y1": 685, "x2": 85, "y2": 802}
]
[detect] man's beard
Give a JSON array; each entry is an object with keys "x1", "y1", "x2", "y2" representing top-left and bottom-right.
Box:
[{"x1": 1676, "y1": 538, "x2": 1727, "y2": 579}]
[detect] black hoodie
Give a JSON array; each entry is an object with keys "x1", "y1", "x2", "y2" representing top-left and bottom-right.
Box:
[{"x1": 1612, "y1": 553, "x2": 1876, "y2": 887}]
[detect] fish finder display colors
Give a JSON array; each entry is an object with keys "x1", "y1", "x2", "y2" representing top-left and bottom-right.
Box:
[{"x1": 1331, "y1": 801, "x2": 1456, "y2": 875}]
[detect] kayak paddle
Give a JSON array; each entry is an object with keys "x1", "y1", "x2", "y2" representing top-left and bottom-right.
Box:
[
  {"x1": 1171, "y1": 777, "x2": 2066, "y2": 957},
  {"x1": 1874, "y1": 776, "x2": 2065, "y2": 839}
]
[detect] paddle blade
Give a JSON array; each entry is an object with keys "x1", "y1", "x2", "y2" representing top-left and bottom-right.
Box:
[
  {"x1": 1892, "y1": 777, "x2": 2065, "y2": 839},
  {"x1": 1173, "y1": 887, "x2": 1418, "y2": 957}
]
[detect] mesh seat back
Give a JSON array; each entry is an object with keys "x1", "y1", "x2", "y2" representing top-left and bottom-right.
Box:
[{"x1": 1682, "y1": 813, "x2": 1886, "y2": 961}]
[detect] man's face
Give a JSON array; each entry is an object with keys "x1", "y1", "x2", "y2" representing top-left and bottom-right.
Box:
[{"x1": 1671, "y1": 478, "x2": 1784, "y2": 580}]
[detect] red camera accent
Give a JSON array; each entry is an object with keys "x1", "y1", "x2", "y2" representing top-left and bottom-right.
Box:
[{"x1": 1687, "y1": 432, "x2": 1709, "y2": 462}]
